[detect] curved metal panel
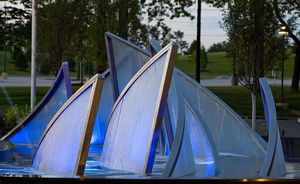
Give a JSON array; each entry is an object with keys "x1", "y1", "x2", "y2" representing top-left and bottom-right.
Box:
[
  {"x1": 1, "y1": 62, "x2": 72, "y2": 145},
  {"x1": 100, "y1": 43, "x2": 178, "y2": 174},
  {"x1": 163, "y1": 80, "x2": 195, "y2": 178},
  {"x1": 258, "y1": 77, "x2": 286, "y2": 177},
  {"x1": 105, "y1": 32, "x2": 151, "y2": 101},
  {"x1": 184, "y1": 101, "x2": 220, "y2": 177},
  {"x1": 149, "y1": 39, "x2": 266, "y2": 157},
  {"x1": 90, "y1": 70, "x2": 114, "y2": 145},
  {"x1": 32, "y1": 74, "x2": 103, "y2": 176},
  {"x1": 106, "y1": 33, "x2": 174, "y2": 153}
]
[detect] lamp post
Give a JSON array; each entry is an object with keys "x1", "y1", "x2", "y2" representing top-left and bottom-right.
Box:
[
  {"x1": 278, "y1": 26, "x2": 288, "y2": 104},
  {"x1": 31, "y1": 0, "x2": 37, "y2": 110},
  {"x1": 2, "y1": 1, "x2": 8, "y2": 79}
]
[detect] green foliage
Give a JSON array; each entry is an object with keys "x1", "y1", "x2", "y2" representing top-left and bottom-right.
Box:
[
  {"x1": 12, "y1": 47, "x2": 28, "y2": 71},
  {"x1": 211, "y1": 0, "x2": 283, "y2": 92},
  {"x1": 191, "y1": 47, "x2": 208, "y2": 70},
  {"x1": 3, "y1": 104, "x2": 29, "y2": 129},
  {"x1": 208, "y1": 41, "x2": 227, "y2": 52},
  {"x1": 173, "y1": 30, "x2": 188, "y2": 54}
]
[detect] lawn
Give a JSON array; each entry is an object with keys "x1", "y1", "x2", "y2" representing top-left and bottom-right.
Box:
[
  {"x1": 175, "y1": 52, "x2": 232, "y2": 79},
  {"x1": 208, "y1": 86, "x2": 300, "y2": 117},
  {"x1": 176, "y1": 51, "x2": 296, "y2": 79}
]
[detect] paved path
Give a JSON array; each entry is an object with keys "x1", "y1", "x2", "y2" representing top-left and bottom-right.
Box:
[
  {"x1": 0, "y1": 76, "x2": 83, "y2": 87},
  {"x1": 0, "y1": 76, "x2": 293, "y2": 87}
]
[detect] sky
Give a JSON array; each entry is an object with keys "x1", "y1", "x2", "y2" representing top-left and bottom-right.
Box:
[{"x1": 142, "y1": 2, "x2": 227, "y2": 49}]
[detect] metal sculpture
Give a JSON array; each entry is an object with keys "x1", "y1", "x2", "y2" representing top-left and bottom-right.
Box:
[
  {"x1": 33, "y1": 74, "x2": 104, "y2": 176},
  {"x1": 1, "y1": 62, "x2": 72, "y2": 145},
  {"x1": 105, "y1": 32, "x2": 174, "y2": 154},
  {"x1": 100, "y1": 43, "x2": 177, "y2": 174},
  {"x1": 259, "y1": 77, "x2": 286, "y2": 177}
]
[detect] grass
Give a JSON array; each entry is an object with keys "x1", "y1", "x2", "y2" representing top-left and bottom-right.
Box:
[
  {"x1": 175, "y1": 52, "x2": 232, "y2": 79},
  {"x1": 176, "y1": 51, "x2": 296, "y2": 79},
  {"x1": 1, "y1": 85, "x2": 300, "y2": 118},
  {"x1": 0, "y1": 86, "x2": 80, "y2": 113},
  {"x1": 208, "y1": 86, "x2": 300, "y2": 117}
]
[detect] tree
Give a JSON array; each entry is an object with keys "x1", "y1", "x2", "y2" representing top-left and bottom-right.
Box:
[
  {"x1": 208, "y1": 41, "x2": 227, "y2": 52},
  {"x1": 273, "y1": 0, "x2": 300, "y2": 92},
  {"x1": 174, "y1": 30, "x2": 188, "y2": 54},
  {"x1": 189, "y1": 40, "x2": 208, "y2": 70},
  {"x1": 206, "y1": 0, "x2": 282, "y2": 129},
  {"x1": 0, "y1": 0, "x2": 31, "y2": 61},
  {"x1": 37, "y1": 0, "x2": 78, "y2": 75},
  {"x1": 12, "y1": 47, "x2": 28, "y2": 71},
  {"x1": 192, "y1": 46, "x2": 208, "y2": 70}
]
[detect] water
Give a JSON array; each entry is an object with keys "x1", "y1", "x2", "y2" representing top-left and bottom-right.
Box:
[
  {"x1": 1, "y1": 144, "x2": 298, "y2": 179},
  {"x1": 0, "y1": 144, "x2": 168, "y2": 178}
]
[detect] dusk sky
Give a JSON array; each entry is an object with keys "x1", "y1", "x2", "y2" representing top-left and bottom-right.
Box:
[{"x1": 143, "y1": 2, "x2": 227, "y2": 49}]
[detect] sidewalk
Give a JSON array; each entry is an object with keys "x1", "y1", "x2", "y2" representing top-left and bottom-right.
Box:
[
  {"x1": 0, "y1": 76, "x2": 82, "y2": 87},
  {"x1": 0, "y1": 76, "x2": 293, "y2": 87}
]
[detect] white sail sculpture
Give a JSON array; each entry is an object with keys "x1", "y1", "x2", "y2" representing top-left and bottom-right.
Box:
[
  {"x1": 259, "y1": 77, "x2": 286, "y2": 177},
  {"x1": 33, "y1": 74, "x2": 104, "y2": 176},
  {"x1": 100, "y1": 42, "x2": 196, "y2": 176},
  {"x1": 149, "y1": 39, "x2": 286, "y2": 178},
  {"x1": 1, "y1": 62, "x2": 73, "y2": 145},
  {"x1": 105, "y1": 32, "x2": 174, "y2": 154}
]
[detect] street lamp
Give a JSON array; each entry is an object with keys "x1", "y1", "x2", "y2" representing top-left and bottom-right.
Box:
[
  {"x1": 2, "y1": 0, "x2": 8, "y2": 79},
  {"x1": 278, "y1": 26, "x2": 288, "y2": 104}
]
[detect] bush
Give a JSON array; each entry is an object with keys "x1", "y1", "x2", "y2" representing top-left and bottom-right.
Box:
[
  {"x1": 0, "y1": 110, "x2": 5, "y2": 128},
  {"x1": 191, "y1": 47, "x2": 208, "y2": 70},
  {"x1": 12, "y1": 47, "x2": 28, "y2": 71},
  {"x1": 3, "y1": 104, "x2": 30, "y2": 129}
]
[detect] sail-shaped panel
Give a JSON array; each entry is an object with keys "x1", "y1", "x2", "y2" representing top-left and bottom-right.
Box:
[
  {"x1": 106, "y1": 33, "x2": 173, "y2": 153},
  {"x1": 105, "y1": 32, "x2": 151, "y2": 101},
  {"x1": 32, "y1": 74, "x2": 104, "y2": 176},
  {"x1": 258, "y1": 77, "x2": 286, "y2": 177},
  {"x1": 100, "y1": 43, "x2": 177, "y2": 174},
  {"x1": 149, "y1": 39, "x2": 267, "y2": 177},
  {"x1": 1, "y1": 62, "x2": 73, "y2": 145}
]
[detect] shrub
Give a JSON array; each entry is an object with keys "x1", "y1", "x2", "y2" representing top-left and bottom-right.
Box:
[
  {"x1": 12, "y1": 47, "x2": 28, "y2": 71},
  {"x1": 3, "y1": 104, "x2": 30, "y2": 129}
]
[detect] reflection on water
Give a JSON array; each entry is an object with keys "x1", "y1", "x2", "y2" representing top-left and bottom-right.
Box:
[
  {"x1": 0, "y1": 144, "x2": 168, "y2": 178},
  {"x1": 3, "y1": 144, "x2": 291, "y2": 179}
]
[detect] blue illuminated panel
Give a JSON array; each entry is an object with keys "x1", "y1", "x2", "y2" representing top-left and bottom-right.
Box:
[
  {"x1": 33, "y1": 85, "x2": 92, "y2": 175},
  {"x1": 3, "y1": 63, "x2": 72, "y2": 145},
  {"x1": 105, "y1": 32, "x2": 151, "y2": 100},
  {"x1": 101, "y1": 44, "x2": 176, "y2": 174},
  {"x1": 149, "y1": 39, "x2": 266, "y2": 158},
  {"x1": 33, "y1": 75, "x2": 99, "y2": 176},
  {"x1": 259, "y1": 77, "x2": 286, "y2": 177},
  {"x1": 90, "y1": 71, "x2": 114, "y2": 145}
]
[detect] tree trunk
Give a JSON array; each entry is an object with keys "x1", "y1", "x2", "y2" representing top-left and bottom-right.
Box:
[
  {"x1": 231, "y1": 53, "x2": 238, "y2": 86},
  {"x1": 118, "y1": 0, "x2": 129, "y2": 39},
  {"x1": 251, "y1": 91, "x2": 257, "y2": 130},
  {"x1": 291, "y1": 46, "x2": 300, "y2": 92}
]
